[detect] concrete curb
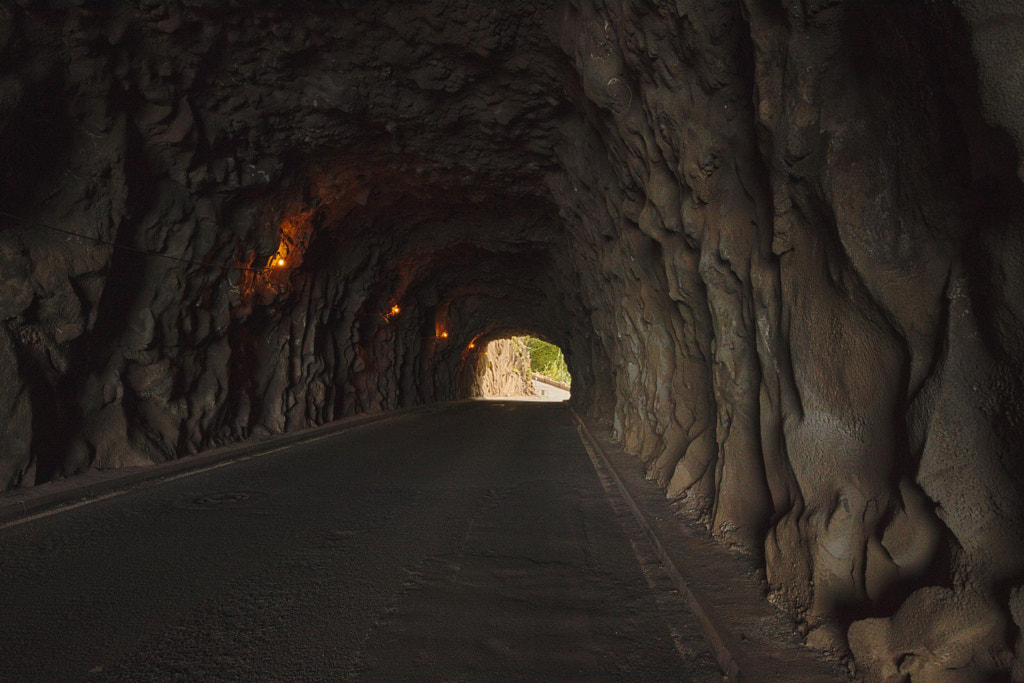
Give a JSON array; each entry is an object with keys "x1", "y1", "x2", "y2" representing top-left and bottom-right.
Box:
[
  {"x1": 0, "y1": 404, "x2": 435, "y2": 526},
  {"x1": 572, "y1": 409, "x2": 747, "y2": 682},
  {"x1": 532, "y1": 373, "x2": 570, "y2": 392}
]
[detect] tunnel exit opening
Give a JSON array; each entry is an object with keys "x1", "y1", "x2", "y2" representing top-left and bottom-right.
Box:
[{"x1": 471, "y1": 336, "x2": 571, "y2": 401}]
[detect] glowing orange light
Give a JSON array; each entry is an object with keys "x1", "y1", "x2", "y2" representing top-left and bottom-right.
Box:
[
  {"x1": 440, "y1": 331, "x2": 448, "y2": 339},
  {"x1": 468, "y1": 342, "x2": 475, "y2": 349},
  {"x1": 391, "y1": 305, "x2": 400, "y2": 316},
  {"x1": 276, "y1": 258, "x2": 286, "y2": 267}
]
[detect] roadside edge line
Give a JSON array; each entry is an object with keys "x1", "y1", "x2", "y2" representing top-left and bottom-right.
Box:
[
  {"x1": 572, "y1": 408, "x2": 745, "y2": 682},
  {"x1": 0, "y1": 404, "x2": 440, "y2": 528}
]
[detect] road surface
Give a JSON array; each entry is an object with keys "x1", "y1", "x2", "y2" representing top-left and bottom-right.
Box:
[
  {"x1": 532, "y1": 377, "x2": 571, "y2": 401},
  {"x1": 0, "y1": 401, "x2": 722, "y2": 682}
]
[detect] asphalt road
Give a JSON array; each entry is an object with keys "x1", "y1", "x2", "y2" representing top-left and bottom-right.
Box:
[{"x1": 0, "y1": 400, "x2": 721, "y2": 682}]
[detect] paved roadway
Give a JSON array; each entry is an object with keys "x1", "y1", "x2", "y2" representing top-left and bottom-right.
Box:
[{"x1": 0, "y1": 401, "x2": 722, "y2": 682}]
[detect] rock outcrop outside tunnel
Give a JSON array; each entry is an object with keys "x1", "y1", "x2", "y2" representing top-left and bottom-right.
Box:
[
  {"x1": 1, "y1": 1, "x2": 1023, "y2": 679},
  {"x1": 472, "y1": 338, "x2": 535, "y2": 399}
]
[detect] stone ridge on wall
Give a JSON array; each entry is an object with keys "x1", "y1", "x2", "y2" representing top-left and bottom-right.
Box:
[{"x1": 0, "y1": 1, "x2": 1022, "y2": 679}]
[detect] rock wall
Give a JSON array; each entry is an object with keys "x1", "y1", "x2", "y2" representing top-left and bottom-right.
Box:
[
  {"x1": 1, "y1": 1, "x2": 1022, "y2": 679},
  {"x1": 551, "y1": 3, "x2": 1024, "y2": 680},
  {"x1": 472, "y1": 338, "x2": 535, "y2": 398}
]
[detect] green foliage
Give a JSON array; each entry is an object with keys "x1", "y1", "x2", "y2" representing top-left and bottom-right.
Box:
[{"x1": 518, "y1": 336, "x2": 571, "y2": 385}]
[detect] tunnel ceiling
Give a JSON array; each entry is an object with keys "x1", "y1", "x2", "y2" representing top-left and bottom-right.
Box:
[{"x1": 3, "y1": 1, "x2": 1024, "y2": 679}]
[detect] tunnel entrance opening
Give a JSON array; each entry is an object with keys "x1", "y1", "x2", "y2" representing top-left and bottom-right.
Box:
[{"x1": 471, "y1": 336, "x2": 571, "y2": 401}]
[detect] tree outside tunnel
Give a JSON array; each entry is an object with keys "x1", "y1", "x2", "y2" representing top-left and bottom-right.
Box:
[{"x1": 523, "y1": 337, "x2": 571, "y2": 387}]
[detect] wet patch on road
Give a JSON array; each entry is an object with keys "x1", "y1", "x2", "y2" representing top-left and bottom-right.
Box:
[{"x1": 174, "y1": 490, "x2": 268, "y2": 509}]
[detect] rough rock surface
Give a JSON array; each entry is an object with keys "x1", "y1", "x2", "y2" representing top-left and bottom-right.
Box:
[
  {"x1": 473, "y1": 338, "x2": 535, "y2": 398},
  {"x1": 1, "y1": 1, "x2": 1023, "y2": 679}
]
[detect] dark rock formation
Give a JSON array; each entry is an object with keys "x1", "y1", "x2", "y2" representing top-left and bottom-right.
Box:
[{"x1": 1, "y1": 1, "x2": 1022, "y2": 679}]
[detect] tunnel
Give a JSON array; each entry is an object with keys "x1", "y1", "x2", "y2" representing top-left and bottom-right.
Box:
[{"x1": 1, "y1": 1, "x2": 1023, "y2": 679}]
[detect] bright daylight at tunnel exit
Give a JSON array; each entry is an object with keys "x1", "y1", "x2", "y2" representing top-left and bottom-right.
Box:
[
  {"x1": 472, "y1": 336, "x2": 572, "y2": 401},
  {"x1": 1, "y1": 1, "x2": 1023, "y2": 681}
]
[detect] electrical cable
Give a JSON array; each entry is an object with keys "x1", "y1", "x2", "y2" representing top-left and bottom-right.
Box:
[{"x1": 0, "y1": 208, "x2": 272, "y2": 272}]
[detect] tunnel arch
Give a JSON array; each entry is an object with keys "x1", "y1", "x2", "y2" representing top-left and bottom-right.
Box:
[{"x1": 1, "y1": 1, "x2": 1024, "y2": 678}]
